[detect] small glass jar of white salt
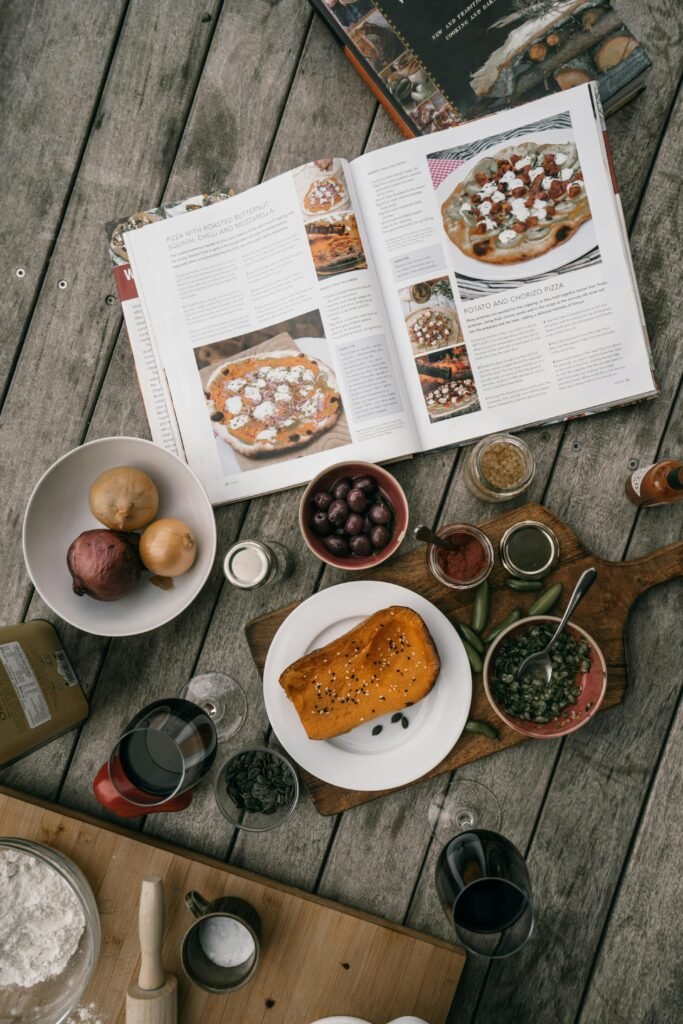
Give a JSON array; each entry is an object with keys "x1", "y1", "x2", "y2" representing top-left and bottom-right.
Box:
[{"x1": 223, "y1": 539, "x2": 292, "y2": 589}]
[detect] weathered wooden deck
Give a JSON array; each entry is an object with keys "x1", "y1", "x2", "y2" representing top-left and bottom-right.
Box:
[{"x1": 1, "y1": 2, "x2": 681, "y2": 1021}]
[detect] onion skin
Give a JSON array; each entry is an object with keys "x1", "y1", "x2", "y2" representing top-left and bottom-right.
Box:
[
  {"x1": 67, "y1": 529, "x2": 141, "y2": 601},
  {"x1": 139, "y1": 518, "x2": 197, "y2": 577},
  {"x1": 89, "y1": 466, "x2": 159, "y2": 532}
]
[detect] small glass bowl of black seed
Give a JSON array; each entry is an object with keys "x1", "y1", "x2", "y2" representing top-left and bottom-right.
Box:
[{"x1": 215, "y1": 746, "x2": 299, "y2": 832}]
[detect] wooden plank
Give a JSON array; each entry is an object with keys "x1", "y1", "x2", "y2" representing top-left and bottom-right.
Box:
[
  {"x1": 577, "y1": 702, "x2": 682, "y2": 1022},
  {"x1": 0, "y1": 0, "x2": 313, "y2": 802},
  {"x1": 0, "y1": 0, "x2": 223, "y2": 624},
  {"x1": 317, "y1": 7, "x2": 683, "y2": 1018},
  {"x1": 57, "y1": 10, "x2": 380, "y2": 859},
  {"x1": 0, "y1": 787, "x2": 465, "y2": 1024},
  {"x1": 0, "y1": 0, "x2": 125, "y2": 396},
  {"x1": 463, "y1": 94, "x2": 683, "y2": 1023}
]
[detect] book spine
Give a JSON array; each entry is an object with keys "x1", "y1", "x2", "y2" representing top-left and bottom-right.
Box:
[{"x1": 307, "y1": 0, "x2": 415, "y2": 138}]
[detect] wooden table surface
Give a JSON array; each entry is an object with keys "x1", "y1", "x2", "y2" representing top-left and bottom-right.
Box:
[{"x1": 1, "y1": 2, "x2": 681, "y2": 1022}]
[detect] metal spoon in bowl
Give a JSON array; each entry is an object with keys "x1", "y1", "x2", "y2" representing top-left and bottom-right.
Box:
[
  {"x1": 413, "y1": 524, "x2": 465, "y2": 553},
  {"x1": 517, "y1": 567, "x2": 597, "y2": 684}
]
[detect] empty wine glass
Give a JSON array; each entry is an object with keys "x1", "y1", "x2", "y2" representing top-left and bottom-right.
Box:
[{"x1": 179, "y1": 672, "x2": 247, "y2": 742}]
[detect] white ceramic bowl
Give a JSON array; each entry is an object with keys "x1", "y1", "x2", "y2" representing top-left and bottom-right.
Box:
[{"x1": 23, "y1": 437, "x2": 216, "y2": 637}]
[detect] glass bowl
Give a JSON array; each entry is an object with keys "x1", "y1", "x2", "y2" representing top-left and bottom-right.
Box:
[
  {"x1": 427, "y1": 523, "x2": 494, "y2": 590},
  {"x1": 0, "y1": 839, "x2": 101, "y2": 1024},
  {"x1": 214, "y1": 746, "x2": 299, "y2": 832}
]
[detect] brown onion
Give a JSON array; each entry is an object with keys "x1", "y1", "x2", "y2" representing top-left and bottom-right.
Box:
[
  {"x1": 139, "y1": 518, "x2": 197, "y2": 577},
  {"x1": 67, "y1": 529, "x2": 141, "y2": 601},
  {"x1": 89, "y1": 466, "x2": 159, "y2": 532}
]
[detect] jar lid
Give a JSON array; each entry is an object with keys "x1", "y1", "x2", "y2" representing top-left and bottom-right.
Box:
[
  {"x1": 500, "y1": 521, "x2": 560, "y2": 579},
  {"x1": 224, "y1": 541, "x2": 274, "y2": 589}
]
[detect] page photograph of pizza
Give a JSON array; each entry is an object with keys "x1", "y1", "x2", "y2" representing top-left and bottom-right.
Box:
[
  {"x1": 399, "y1": 274, "x2": 464, "y2": 355},
  {"x1": 195, "y1": 310, "x2": 351, "y2": 475},
  {"x1": 427, "y1": 110, "x2": 601, "y2": 297},
  {"x1": 414, "y1": 343, "x2": 481, "y2": 422}
]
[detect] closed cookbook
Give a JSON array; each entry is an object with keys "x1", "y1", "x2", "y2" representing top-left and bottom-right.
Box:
[{"x1": 311, "y1": 1, "x2": 651, "y2": 136}]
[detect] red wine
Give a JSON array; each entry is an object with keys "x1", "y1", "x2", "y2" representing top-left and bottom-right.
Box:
[
  {"x1": 435, "y1": 829, "x2": 533, "y2": 957},
  {"x1": 453, "y1": 877, "x2": 527, "y2": 934},
  {"x1": 116, "y1": 699, "x2": 217, "y2": 800},
  {"x1": 119, "y1": 728, "x2": 184, "y2": 797}
]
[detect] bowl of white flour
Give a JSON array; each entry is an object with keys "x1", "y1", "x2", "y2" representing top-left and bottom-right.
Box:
[{"x1": 0, "y1": 840, "x2": 100, "y2": 1023}]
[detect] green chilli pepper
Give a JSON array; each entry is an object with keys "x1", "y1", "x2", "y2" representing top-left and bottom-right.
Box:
[
  {"x1": 457, "y1": 621, "x2": 485, "y2": 654},
  {"x1": 463, "y1": 640, "x2": 483, "y2": 673},
  {"x1": 465, "y1": 719, "x2": 499, "y2": 740},
  {"x1": 471, "y1": 579, "x2": 490, "y2": 634},
  {"x1": 529, "y1": 582, "x2": 563, "y2": 616},
  {"x1": 482, "y1": 609, "x2": 523, "y2": 645},
  {"x1": 506, "y1": 577, "x2": 543, "y2": 592}
]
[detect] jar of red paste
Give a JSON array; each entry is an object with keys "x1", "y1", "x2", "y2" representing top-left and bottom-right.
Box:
[{"x1": 427, "y1": 524, "x2": 494, "y2": 590}]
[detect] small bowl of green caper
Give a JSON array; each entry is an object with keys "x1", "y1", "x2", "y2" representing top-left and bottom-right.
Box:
[
  {"x1": 482, "y1": 616, "x2": 607, "y2": 739},
  {"x1": 215, "y1": 746, "x2": 299, "y2": 831}
]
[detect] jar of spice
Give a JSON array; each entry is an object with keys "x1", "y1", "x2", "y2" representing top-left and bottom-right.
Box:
[
  {"x1": 223, "y1": 540, "x2": 292, "y2": 590},
  {"x1": 427, "y1": 524, "x2": 494, "y2": 590},
  {"x1": 464, "y1": 434, "x2": 535, "y2": 503},
  {"x1": 500, "y1": 521, "x2": 560, "y2": 579}
]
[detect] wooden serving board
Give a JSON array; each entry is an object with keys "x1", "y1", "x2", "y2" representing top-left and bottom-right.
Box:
[
  {"x1": 246, "y1": 503, "x2": 683, "y2": 816},
  {"x1": 0, "y1": 787, "x2": 464, "y2": 1024}
]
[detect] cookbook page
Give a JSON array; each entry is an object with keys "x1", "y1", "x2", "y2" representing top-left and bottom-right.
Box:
[
  {"x1": 351, "y1": 84, "x2": 656, "y2": 452},
  {"x1": 105, "y1": 188, "x2": 240, "y2": 458},
  {"x1": 125, "y1": 159, "x2": 416, "y2": 504}
]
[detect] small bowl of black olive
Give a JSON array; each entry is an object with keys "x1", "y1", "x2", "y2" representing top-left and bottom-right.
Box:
[
  {"x1": 299, "y1": 461, "x2": 409, "y2": 570},
  {"x1": 215, "y1": 746, "x2": 299, "y2": 832}
]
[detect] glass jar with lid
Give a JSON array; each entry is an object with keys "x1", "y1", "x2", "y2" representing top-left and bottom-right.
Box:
[{"x1": 464, "y1": 434, "x2": 535, "y2": 503}]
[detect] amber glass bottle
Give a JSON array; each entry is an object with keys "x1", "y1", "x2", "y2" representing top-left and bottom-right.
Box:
[{"x1": 625, "y1": 459, "x2": 683, "y2": 506}]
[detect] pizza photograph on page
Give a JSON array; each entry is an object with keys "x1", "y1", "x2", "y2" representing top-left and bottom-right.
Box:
[
  {"x1": 195, "y1": 310, "x2": 350, "y2": 472},
  {"x1": 428, "y1": 114, "x2": 599, "y2": 287}
]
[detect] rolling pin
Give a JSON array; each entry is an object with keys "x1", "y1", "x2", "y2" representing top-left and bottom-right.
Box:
[{"x1": 126, "y1": 876, "x2": 178, "y2": 1024}]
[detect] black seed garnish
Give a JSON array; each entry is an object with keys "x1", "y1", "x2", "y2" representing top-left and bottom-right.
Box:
[
  {"x1": 401, "y1": 716, "x2": 409, "y2": 729},
  {"x1": 372, "y1": 724, "x2": 383, "y2": 736},
  {"x1": 210, "y1": 411, "x2": 223, "y2": 422},
  {"x1": 391, "y1": 712, "x2": 402, "y2": 724},
  {"x1": 341, "y1": 962, "x2": 350, "y2": 970},
  {"x1": 265, "y1": 998, "x2": 276, "y2": 1008}
]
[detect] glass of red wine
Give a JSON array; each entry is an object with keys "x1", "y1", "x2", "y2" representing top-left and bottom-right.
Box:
[
  {"x1": 108, "y1": 697, "x2": 218, "y2": 810},
  {"x1": 429, "y1": 777, "x2": 532, "y2": 958}
]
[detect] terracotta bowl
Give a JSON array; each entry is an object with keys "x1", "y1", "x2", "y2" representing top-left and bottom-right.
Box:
[
  {"x1": 299, "y1": 461, "x2": 409, "y2": 571},
  {"x1": 482, "y1": 615, "x2": 607, "y2": 739}
]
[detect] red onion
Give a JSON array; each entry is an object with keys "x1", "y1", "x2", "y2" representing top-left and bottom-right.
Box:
[{"x1": 67, "y1": 529, "x2": 141, "y2": 601}]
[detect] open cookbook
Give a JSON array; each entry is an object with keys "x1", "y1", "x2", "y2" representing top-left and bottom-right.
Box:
[{"x1": 109, "y1": 84, "x2": 656, "y2": 505}]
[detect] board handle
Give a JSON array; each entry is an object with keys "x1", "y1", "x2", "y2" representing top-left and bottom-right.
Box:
[
  {"x1": 138, "y1": 876, "x2": 166, "y2": 992},
  {"x1": 609, "y1": 540, "x2": 683, "y2": 599}
]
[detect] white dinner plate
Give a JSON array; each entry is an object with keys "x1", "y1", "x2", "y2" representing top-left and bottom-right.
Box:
[
  {"x1": 263, "y1": 581, "x2": 472, "y2": 791},
  {"x1": 436, "y1": 129, "x2": 597, "y2": 282}
]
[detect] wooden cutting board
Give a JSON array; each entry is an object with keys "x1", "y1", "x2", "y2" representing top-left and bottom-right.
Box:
[
  {"x1": 0, "y1": 787, "x2": 464, "y2": 1024},
  {"x1": 246, "y1": 503, "x2": 683, "y2": 815}
]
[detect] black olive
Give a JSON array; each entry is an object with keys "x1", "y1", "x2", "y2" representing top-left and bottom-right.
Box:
[
  {"x1": 328, "y1": 498, "x2": 349, "y2": 525},
  {"x1": 352, "y1": 475, "x2": 377, "y2": 494},
  {"x1": 369, "y1": 503, "x2": 391, "y2": 525},
  {"x1": 347, "y1": 487, "x2": 368, "y2": 513},
  {"x1": 313, "y1": 491, "x2": 333, "y2": 511},
  {"x1": 344, "y1": 513, "x2": 365, "y2": 536},
  {"x1": 370, "y1": 525, "x2": 391, "y2": 550},
  {"x1": 332, "y1": 477, "x2": 352, "y2": 501},
  {"x1": 350, "y1": 534, "x2": 373, "y2": 557},
  {"x1": 324, "y1": 534, "x2": 349, "y2": 557},
  {"x1": 311, "y1": 510, "x2": 333, "y2": 536}
]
